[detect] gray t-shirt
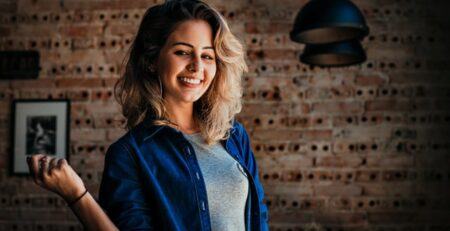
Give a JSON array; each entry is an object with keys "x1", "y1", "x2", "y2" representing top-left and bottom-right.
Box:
[{"x1": 184, "y1": 133, "x2": 249, "y2": 231}]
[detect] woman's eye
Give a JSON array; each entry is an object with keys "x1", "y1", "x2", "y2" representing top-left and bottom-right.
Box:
[
  {"x1": 202, "y1": 54, "x2": 214, "y2": 60},
  {"x1": 175, "y1": 50, "x2": 189, "y2": 56}
]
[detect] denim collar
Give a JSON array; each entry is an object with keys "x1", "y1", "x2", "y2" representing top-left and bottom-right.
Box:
[{"x1": 139, "y1": 112, "x2": 237, "y2": 142}]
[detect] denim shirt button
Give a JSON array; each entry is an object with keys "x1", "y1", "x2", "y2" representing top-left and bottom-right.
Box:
[
  {"x1": 201, "y1": 201, "x2": 206, "y2": 210},
  {"x1": 186, "y1": 147, "x2": 191, "y2": 155},
  {"x1": 196, "y1": 172, "x2": 200, "y2": 180}
]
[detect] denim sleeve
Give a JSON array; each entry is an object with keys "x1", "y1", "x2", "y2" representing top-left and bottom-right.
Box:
[
  {"x1": 99, "y1": 141, "x2": 154, "y2": 230},
  {"x1": 238, "y1": 123, "x2": 269, "y2": 231}
]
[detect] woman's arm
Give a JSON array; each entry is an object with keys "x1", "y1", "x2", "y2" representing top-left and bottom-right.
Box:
[
  {"x1": 98, "y1": 141, "x2": 155, "y2": 229},
  {"x1": 27, "y1": 154, "x2": 118, "y2": 231}
]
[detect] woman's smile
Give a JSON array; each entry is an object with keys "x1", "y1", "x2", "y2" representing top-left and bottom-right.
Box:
[{"x1": 178, "y1": 76, "x2": 204, "y2": 87}]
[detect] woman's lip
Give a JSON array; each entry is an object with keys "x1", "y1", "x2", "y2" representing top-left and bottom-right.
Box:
[
  {"x1": 178, "y1": 76, "x2": 204, "y2": 81},
  {"x1": 178, "y1": 77, "x2": 203, "y2": 88}
]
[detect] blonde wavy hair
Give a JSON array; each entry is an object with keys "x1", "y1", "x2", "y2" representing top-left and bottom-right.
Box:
[{"x1": 115, "y1": 0, "x2": 247, "y2": 144}]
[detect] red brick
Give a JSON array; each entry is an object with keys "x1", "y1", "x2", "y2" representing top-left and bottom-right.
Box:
[
  {"x1": 59, "y1": 25, "x2": 103, "y2": 37},
  {"x1": 247, "y1": 49, "x2": 297, "y2": 61},
  {"x1": 367, "y1": 212, "x2": 416, "y2": 224},
  {"x1": 365, "y1": 100, "x2": 415, "y2": 111},
  {"x1": 277, "y1": 155, "x2": 314, "y2": 167},
  {"x1": 312, "y1": 101, "x2": 363, "y2": 113},
  {"x1": 355, "y1": 170, "x2": 380, "y2": 182},
  {"x1": 302, "y1": 129, "x2": 333, "y2": 140},
  {"x1": 355, "y1": 74, "x2": 388, "y2": 86},
  {"x1": 106, "y1": 23, "x2": 138, "y2": 35},
  {"x1": 328, "y1": 197, "x2": 352, "y2": 210},
  {"x1": 251, "y1": 129, "x2": 300, "y2": 141},
  {"x1": 93, "y1": 116, "x2": 124, "y2": 129},
  {"x1": 362, "y1": 183, "x2": 415, "y2": 196},
  {"x1": 314, "y1": 183, "x2": 363, "y2": 196},
  {"x1": 56, "y1": 78, "x2": 103, "y2": 88},
  {"x1": 240, "y1": 102, "x2": 290, "y2": 116},
  {"x1": 72, "y1": 37, "x2": 96, "y2": 50},
  {"x1": 251, "y1": 129, "x2": 332, "y2": 141},
  {"x1": 89, "y1": 88, "x2": 115, "y2": 101},
  {"x1": 269, "y1": 211, "x2": 314, "y2": 223},
  {"x1": 366, "y1": 155, "x2": 414, "y2": 167},
  {"x1": 10, "y1": 79, "x2": 56, "y2": 88},
  {"x1": 103, "y1": 77, "x2": 120, "y2": 87},
  {"x1": 16, "y1": 0, "x2": 60, "y2": 12},
  {"x1": 264, "y1": 182, "x2": 313, "y2": 196},
  {"x1": 13, "y1": 25, "x2": 58, "y2": 37},
  {"x1": 64, "y1": 0, "x2": 155, "y2": 10},
  {"x1": 71, "y1": 115, "x2": 95, "y2": 129},
  {"x1": 18, "y1": 89, "x2": 48, "y2": 99},
  {"x1": 83, "y1": 102, "x2": 121, "y2": 116},
  {"x1": 306, "y1": 86, "x2": 355, "y2": 100},
  {"x1": 66, "y1": 89, "x2": 91, "y2": 101},
  {"x1": 71, "y1": 129, "x2": 106, "y2": 142},
  {"x1": 289, "y1": 103, "x2": 312, "y2": 114},
  {"x1": 314, "y1": 212, "x2": 366, "y2": 224},
  {"x1": 316, "y1": 156, "x2": 363, "y2": 168},
  {"x1": 245, "y1": 22, "x2": 293, "y2": 33}
]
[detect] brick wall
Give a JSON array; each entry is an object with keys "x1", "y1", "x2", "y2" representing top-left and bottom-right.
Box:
[{"x1": 1, "y1": 0, "x2": 450, "y2": 230}]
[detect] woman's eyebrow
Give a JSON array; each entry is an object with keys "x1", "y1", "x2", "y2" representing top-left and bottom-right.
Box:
[{"x1": 172, "y1": 42, "x2": 214, "y2": 50}]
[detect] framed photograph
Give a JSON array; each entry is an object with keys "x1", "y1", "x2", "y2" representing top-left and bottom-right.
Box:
[{"x1": 11, "y1": 99, "x2": 70, "y2": 175}]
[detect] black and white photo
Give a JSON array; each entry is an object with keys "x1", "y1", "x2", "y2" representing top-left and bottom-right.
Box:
[
  {"x1": 11, "y1": 100, "x2": 70, "y2": 175},
  {"x1": 26, "y1": 115, "x2": 57, "y2": 155}
]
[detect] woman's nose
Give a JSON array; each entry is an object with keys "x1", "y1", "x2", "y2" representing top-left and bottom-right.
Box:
[{"x1": 187, "y1": 56, "x2": 203, "y2": 73}]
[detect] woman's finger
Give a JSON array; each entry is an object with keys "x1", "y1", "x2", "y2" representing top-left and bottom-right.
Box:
[
  {"x1": 48, "y1": 157, "x2": 58, "y2": 175},
  {"x1": 40, "y1": 156, "x2": 50, "y2": 179},
  {"x1": 57, "y1": 158, "x2": 67, "y2": 168},
  {"x1": 28, "y1": 154, "x2": 45, "y2": 184}
]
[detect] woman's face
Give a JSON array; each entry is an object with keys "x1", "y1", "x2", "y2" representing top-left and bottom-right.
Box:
[{"x1": 157, "y1": 19, "x2": 217, "y2": 105}]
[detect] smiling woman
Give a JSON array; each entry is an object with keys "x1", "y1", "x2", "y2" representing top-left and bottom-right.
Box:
[
  {"x1": 116, "y1": 0, "x2": 248, "y2": 144},
  {"x1": 28, "y1": 0, "x2": 268, "y2": 230}
]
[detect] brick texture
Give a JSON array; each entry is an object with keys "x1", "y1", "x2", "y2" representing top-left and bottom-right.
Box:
[{"x1": 1, "y1": 0, "x2": 450, "y2": 230}]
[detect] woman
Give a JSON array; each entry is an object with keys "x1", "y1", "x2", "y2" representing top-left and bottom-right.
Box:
[{"x1": 28, "y1": 0, "x2": 268, "y2": 230}]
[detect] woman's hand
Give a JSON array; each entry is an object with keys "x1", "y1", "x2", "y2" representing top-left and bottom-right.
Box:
[{"x1": 27, "y1": 154, "x2": 86, "y2": 203}]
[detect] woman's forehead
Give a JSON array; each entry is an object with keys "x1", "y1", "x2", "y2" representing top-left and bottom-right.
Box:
[{"x1": 166, "y1": 20, "x2": 214, "y2": 48}]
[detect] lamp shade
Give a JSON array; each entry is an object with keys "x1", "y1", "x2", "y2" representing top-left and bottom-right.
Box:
[
  {"x1": 300, "y1": 40, "x2": 366, "y2": 67},
  {"x1": 290, "y1": 0, "x2": 369, "y2": 44}
]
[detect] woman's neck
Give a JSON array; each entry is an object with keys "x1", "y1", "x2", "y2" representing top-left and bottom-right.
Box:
[{"x1": 164, "y1": 99, "x2": 200, "y2": 134}]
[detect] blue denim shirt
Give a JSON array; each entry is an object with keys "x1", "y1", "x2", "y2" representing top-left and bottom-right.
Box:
[{"x1": 99, "y1": 118, "x2": 268, "y2": 231}]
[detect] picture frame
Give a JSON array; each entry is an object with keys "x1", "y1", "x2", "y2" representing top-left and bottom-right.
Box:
[{"x1": 11, "y1": 99, "x2": 70, "y2": 175}]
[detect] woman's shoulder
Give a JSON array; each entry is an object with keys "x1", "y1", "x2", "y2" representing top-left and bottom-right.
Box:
[
  {"x1": 114, "y1": 120, "x2": 166, "y2": 142},
  {"x1": 105, "y1": 122, "x2": 165, "y2": 161}
]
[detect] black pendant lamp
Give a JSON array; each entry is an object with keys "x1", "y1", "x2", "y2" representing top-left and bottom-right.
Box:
[
  {"x1": 290, "y1": 0, "x2": 369, "y2": 44},
  {"x1": 301, "y1": 40, "x2": 366, "y2": 67},
  {"x1": 290, "y1": 0, "x2": 369, "y2": 66}
]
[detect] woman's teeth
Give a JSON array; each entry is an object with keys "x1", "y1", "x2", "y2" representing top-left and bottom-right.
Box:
[{"x1": 179, "y1": 77, "x2": 201, "y2": 85}]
